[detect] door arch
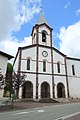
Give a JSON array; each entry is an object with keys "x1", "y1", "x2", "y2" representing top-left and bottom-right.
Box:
[
  {"x1": 57, "y1": 82, "x2": 65, "y2": 98},
  {"x1": 22, "y1": 81, "x2": 33, "y2": 98},
  {"x1": 41, "y1": 82, "x2": 50, "y2": 98}
]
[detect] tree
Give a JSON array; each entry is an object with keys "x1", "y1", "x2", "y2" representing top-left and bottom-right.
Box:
[
  {"x1": 12, "y1": 72, "x2": 26, "y2": 98},
  {"x1": 0, "y1": 73, "x2": 4, "y2": 88},
  {"x1": 4, "y1": 63, "x2": 13, "y2": 97},
  {"x1": 0, "y1": 63, "x2": 26, "y2": 108},
  {"x1": 0, "y1": 63, "x2": 26, "y2": 98}
]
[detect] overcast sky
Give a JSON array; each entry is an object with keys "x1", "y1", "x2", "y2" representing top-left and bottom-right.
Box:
[{"x1": 0, "y1": 0, "x2": 80, "y2": 61}]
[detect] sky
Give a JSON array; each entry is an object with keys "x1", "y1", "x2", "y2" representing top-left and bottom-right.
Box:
[{"x1": 0, "y1": 0, "x2": 80, "y2": 62}]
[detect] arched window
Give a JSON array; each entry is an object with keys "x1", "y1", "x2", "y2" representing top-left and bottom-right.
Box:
[
  {"x1": 0, "y1": 68, "x2": 1, "y2": 73},
  {"x1": 72, "y1": 65, "x2": 75, "y2": 75},
  {"x1": 43, "y1": 61, "x2": 46, "y2": 72},
  {"x1": 27, "y1": 59, "x2": 30, "y2": 70},
  {"x1": 57, "y1": 62, "x2": 60, "y2": 73},
  {"x1": 42, "y1": 32, "x2": 46, "y2": 42}
]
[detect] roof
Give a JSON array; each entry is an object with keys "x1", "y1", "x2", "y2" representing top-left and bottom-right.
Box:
[
  {"x1": 31, "y1": 12, "x2": 53, "y2": 35},
  {"x1": 67, "y1": 57, "x2": 80, "y2": 61},
  {"x1": 0, "y1": 51, "x2": 14, "y2": 60},
  {"x1": 36, "y1": 12, "x2": 49, "y2": 26},
  {"x1": 16, "y1": 44, "x2": 66, "y2": 57}
]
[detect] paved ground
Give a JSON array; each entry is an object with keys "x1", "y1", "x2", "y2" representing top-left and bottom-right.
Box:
[
  {"x1": 14, "y1": 101, "x2": 59, "y2": 109},
  {"x1": 65, "y1": 114, "x2": 80, "y2": 120},
  {"x1": 0, "y1": 101, "x2": 80, "y2": 119},
  {"x1": 0, "y1": 101, "x2": 59, "y2": 112},
  {"x1": 15, "y1": 102, "x2": 80, "y2": 120}
]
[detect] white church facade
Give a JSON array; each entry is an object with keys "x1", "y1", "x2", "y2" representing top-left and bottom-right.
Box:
[{"x1": 13, "y1": 13, "x2": 80, "y2": 100}]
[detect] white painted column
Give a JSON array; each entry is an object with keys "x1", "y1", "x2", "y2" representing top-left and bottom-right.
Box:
[
  {"x1": 38, "y1": 84, "x2": 41, "y2": 99},
  {"x1": 0, "y1": 89, "x2": 4, "y2": 99},
  {"x1": 19, "y1": 86, "x2": 22, "y2": 99},
  {"x1": 55, "y1": 85, "x2": 57, "y2": 98},
  {"x1": 33, "y1": 83, "x2": 36, "y2": 99},
  {"x1": 65, "y1": 84, "x2": 68, "y2": 98}
]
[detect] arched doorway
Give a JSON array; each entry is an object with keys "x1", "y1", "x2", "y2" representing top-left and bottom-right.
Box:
[
  {"x1": 41, "y1": 82, "x2": 50, "y2": 98},
  {"x1": 57, "y1": 82, "x2": 65, "y2": 98},
  {"x1": 22, "y1": 81, "x2": 33, "y2": 98}
]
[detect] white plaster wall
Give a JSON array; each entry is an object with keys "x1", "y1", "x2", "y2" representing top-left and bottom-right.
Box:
[
  {"x1": 53, "y1": 50, "x2": 66, "y2": 75},
  {"x1": 0, "y1": 55, "x2": 9, "y2": 99},
  {"x1": 22, "y1": 47, "x2": 36, "y2": 60},
  {"x1": 0, "y1": 55, "x2": 8, "y2": 75},
  {"x1": 53, "y1": 50, "x2": 65, "y2": 64},
  {"x1": 68, "y1": 77, "x2": 80, "y2": 98},
  {"x1": 54, "y1": 76, "x2": 68, "y2": 98},
  {"x1": 38, "y1": 47, "x2": 52, "y2": 73},
  {"x1": 38, "y1": 74, "x2": 53, "y2": 99},
  {"x1": 38, "y1": 25, "x2": 51, "y2": 46},
  {"x1": 38, "y1": 62, "x2": 52, "y2": 73},
  {"x1": 21, "y1": 59, "x2": 36, "y2": 72},
  {"x1": 39, "y1": 25, "x2": 50, "y2": 34},
  {"x1": 66, "y1": 59, "x2": 80, "y2": 98},
  {"x1": 32, "y1": 28, "x2": 36, "y2": 44},
  {"x1": 21, "y1": 47, "x2": 36, "y2": 72},
  {"x1": 66, "y1": 59, "x2": 80, "y2": 76},
  {"x1": 13, "y1": 52, "x2": 19, "y2": 72}
]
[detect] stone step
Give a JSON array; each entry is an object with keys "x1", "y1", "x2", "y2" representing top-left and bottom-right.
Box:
[
  {"x1": 39, "y1": 98, "x2": 59, "y2": 103},
  {"x1": 20, "y1": 98, "x2": 35, "y2": 102}
]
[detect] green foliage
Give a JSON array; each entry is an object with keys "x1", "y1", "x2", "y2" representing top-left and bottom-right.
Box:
[
  {"x1": 5, "y1": 63, "x2": 13, "y2": 97},
  {"x1": 4, "y1": 85, "x2": 13, "y2": 94},
  {"x1": 6, "y1": 63, "x2": 13, "y2": 75}
]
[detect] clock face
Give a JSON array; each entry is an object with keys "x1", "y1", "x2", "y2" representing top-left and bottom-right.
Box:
[{"x1": 42, "y1": 51, "x2": 48, "y2": 57}]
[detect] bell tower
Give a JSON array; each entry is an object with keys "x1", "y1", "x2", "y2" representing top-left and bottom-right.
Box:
[
  {"x1": 31, "y1": 12, "x2": 54, "y2": 99},
  {"x1": 31, "y1": 12, "x2": 53, "y2": 47}
]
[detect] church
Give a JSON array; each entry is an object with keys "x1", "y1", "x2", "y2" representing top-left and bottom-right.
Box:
[{"x1": 13, "y1": 12, "x2": 80, "y2": 100}]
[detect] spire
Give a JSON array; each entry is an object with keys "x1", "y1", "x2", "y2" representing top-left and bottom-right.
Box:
[{"x1": 36, "y1": 12, "x2": 49, "y2": 26}]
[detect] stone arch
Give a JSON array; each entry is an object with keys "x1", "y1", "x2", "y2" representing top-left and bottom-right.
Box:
[
  {"x1": 42, "y1": 30, "x2": 47, "y2": 42},
  {"x1": 42, "y1": 30, "x2": 48, "y2": 35},
  {"x1": 22, "y1": 81, "x2": 33, "y2": 98},
  {"x1": 57, "y1": 82, "x2": 65, "y2": 98},
  {"x1": 41, "y1": 82, "x2": 50, "y2": 98}
]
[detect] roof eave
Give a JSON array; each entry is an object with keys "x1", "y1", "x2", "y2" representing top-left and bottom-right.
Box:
[{"x1": 0, "y1": 51, "x2": 14, "y2": 60}]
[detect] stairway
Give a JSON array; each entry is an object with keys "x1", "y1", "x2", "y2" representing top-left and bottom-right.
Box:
[{"x1": 38, "y1": 98, "x2": 59, "y2": 103}]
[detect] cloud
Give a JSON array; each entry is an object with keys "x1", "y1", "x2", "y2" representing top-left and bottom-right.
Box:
[
  {"x1": 0, "y1": 0, "x2": 18, "y2": 41},
  {"x1": 0, "y1": 0, "x2": 42, "y2": 62},
  {"x1": 64, "y1": 2, "x2": 70, "y2": 9},
  {"x1": 0, "y1": 0, "x2": 41, "y2": 41},
  {"x1": 75, "y1": 8, "x2": 80, "y2": 16},
  {"x1": 0, "y1": 36, "x2": 32, "y2": 57},
  {"x1": 59, "y1": 21, "x2": 80, "y2": 58}
]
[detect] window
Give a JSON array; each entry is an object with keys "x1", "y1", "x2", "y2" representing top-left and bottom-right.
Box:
[
  {"x1": 43, "y1": 61, "x2": 46, "y2": 72},
  {"x1": 0, "y1": 68, "x2": 1, "y2": 73},
  {"x1": 27, "y1": 59, "x2": 30, "y2": 70},
  {"x1": 72, "y1": 65, "x2": 75, "y2": 75},
  {"x1": 34, "y1": 33, "x2": 36, "y2": 38},
  {"x1": 57, "y1": 62, "x2": 60, "y2": 73},
  {"x1": 42, "y1": 32, "x2": 46, "y2": 42}
]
